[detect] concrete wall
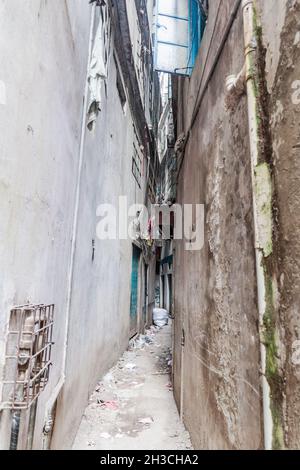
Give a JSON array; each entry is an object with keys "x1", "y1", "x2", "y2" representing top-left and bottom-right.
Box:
[
  {"x1": 0, "y1": 0, "x2": 156, "y2": 450},
  {"x1": 0, "y1": 0, "x2": 90, "y2": 449},
  {"x1": 257, "y1": 0, "x2": 300, "y2": 449},
  {"x1": 173, "y1": 0, "x2": 263, "y2": 450},
  {"x1": 50, "y1": 21, "x2": 143, "y2": 448},
  {"x1": 173, "y1": 0, "x2": 300, "y2": 450}
]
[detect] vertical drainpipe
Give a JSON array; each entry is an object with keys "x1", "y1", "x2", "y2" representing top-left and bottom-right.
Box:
[
  {"x1": 26, "y1": 400, "x2": 38, "y2": 449},
  {"x1": 42, "y1": 3, "x2": 96, "y2": 450},
  {"x1": 9, "y1": 385, "x2": 23, "y2": 450},
  {"x1": 242, "y1": 0, "x2": 273, "y2": 450}
]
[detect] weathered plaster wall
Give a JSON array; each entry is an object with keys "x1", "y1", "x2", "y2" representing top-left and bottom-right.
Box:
[
  {"x1": 174, "y1": 0, "x2": 300, "y2": 450},
  {"x1": 0, "y1": 0, "x2": 90, "y2": 449},
  {"x1": 49, "y1": 36, "x2": 140, "y2": 449},
  {"x1": 258, "y1": 0, "x2": 300, "y2": 449},
  {"x1": 174, "y1": 1, "x2": 263, "y2": 449}
]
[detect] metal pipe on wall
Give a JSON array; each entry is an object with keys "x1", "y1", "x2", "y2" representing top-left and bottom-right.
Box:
[
  {"x1": 9, "y1": 409, "x2": 21, "y2": 450},
  {"x1": 26, "y1": 400, "x2": 38, "y2": 450}
]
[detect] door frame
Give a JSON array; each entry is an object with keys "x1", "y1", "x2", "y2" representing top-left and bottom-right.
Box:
[{"x1": 129, "y1": 244, "x2": 142, "y2": 338}]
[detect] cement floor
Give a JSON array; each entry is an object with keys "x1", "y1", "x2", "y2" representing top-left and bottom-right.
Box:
[{"x1": 72, "y1": 323, "x2": 192, "y2": 450}]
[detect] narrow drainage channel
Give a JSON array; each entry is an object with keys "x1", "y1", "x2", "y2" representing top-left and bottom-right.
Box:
[{"x1": 73, "y1": 323, "x2": 192, "y2": 450}]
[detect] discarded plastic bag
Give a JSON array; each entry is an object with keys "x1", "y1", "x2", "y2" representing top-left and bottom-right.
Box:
[
  {"x1": 97, "y1": 400, "x2": 119, "y2": 410},
  {"x1": 153, "y1": 308, "x2": 169, "y2": 327}
]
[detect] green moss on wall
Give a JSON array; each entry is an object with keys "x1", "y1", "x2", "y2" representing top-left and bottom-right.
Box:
[
  {"x1": 252, "y1": 5, "x2": 284, "y2": 448},
  {"x1": 263, "y1": 273, "x2": 285, "y2": 449}
]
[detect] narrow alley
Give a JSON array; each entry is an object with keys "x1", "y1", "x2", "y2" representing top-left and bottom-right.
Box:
[
  {"x1": 1, "y1": 0, "x2": 300, "y2": 455},
  {"x1": 73, "y1": 324, "x2": 191, "y2": 451}
]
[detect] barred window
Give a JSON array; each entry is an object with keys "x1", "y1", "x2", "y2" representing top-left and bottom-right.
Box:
[
  {"x1": 132, "y1": 126, "x2": 143, "y2": 188},
  {"x1": 132, "y1": 142, "x2": 142, "y2": 188},
  {"x1": 99, "y1": 1, "x2": 112, "y2": 77}
]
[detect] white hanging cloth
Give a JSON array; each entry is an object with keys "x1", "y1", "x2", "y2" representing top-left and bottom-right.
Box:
[{"x1": 87, "y1": 16, "x2": 107, "y2": 130}]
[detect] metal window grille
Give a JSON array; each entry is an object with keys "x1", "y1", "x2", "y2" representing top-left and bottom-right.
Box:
[
  {"x1": 1, "y1": 304, "x2": 54, "y2": 410},
  {"x1": 100, "y1": 2, "x2": 112, "y2": 76},
  {"x1": 132, "y1": 126, "x2": 144, "y2": 188},
  {"x1": 132, "y1": 142, "x2": 142, "y2": 188}
]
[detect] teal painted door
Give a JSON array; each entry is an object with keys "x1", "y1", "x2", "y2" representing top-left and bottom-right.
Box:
[
  {"x1": 143, "y1": 264, "x2": 148, "y2": 325},
  {"x1": 130, "y1": 245, "x2": 141, "y2": 337}
]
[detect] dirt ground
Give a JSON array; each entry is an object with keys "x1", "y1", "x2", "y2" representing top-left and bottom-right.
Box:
[{"x1": 72, "y1": 323, "x2": 192, "y2": 450}]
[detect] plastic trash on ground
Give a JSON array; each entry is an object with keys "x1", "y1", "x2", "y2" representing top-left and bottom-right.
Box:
[{"x1": 153, "y1": 308, "x2": 169, "y2": 328}]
